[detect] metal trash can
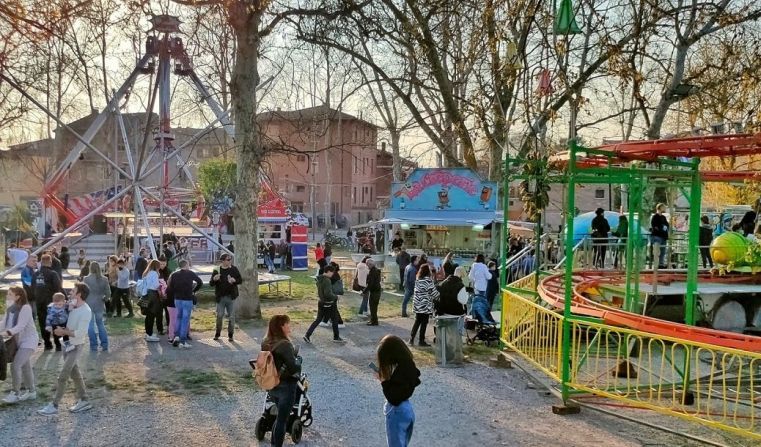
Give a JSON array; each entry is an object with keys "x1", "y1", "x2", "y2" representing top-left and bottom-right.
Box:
[{"x1": 434, "y1": 315, "x2": 464, "y2": 366}]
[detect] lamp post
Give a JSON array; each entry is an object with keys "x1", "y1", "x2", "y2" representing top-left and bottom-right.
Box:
[{"x1": 310, "y1": 156, "x2": 317, "y2": 237}]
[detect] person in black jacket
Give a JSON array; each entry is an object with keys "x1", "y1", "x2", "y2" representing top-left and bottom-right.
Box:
[
  {"x1": 210, "y1": 253, "x2": 243, "y2": 341},
  {"x1": 699, "y1": 215, "x2": 714, "y2": 268},
  {"x1": 165, "y1": 260, "x2": 203, "y2": 348},
  {"x1": 435, "y1": 274, "x2": 467, "y2": 317},
  {"x1": 485, "y1": 261, "x2": 499, "y2": 310},
  {"x1": 650, "y1": 203, "x2": 670, "y2": 269},
  {"x1": 262, "y1": 314, "x2": 302, "y2": 447},
  {"x1": 58, "y1": 247, "x2": 70, "y2": 270},
  {"x1": 366, "y1": 259, "x2": 382, "y2": 326},
  {"x1": 321, "y1": 262, "x2": 345, "y2": 328},
  {"x1": 376, "y1": 334, "x2": 420, "y2": 447},
  {"x1": 33, "y1": 254, "x2": 63, "y2": 350},
  {"x1": 591, "y1": 208, "x2": 610, "y2": 268}
]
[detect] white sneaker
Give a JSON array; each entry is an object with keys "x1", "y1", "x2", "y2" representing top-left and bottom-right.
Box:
[
  {"x1": 64, "y1": 342, "x2": 76, "y2": 353},
  {"x1": 37, "y1": 403, "x2": 58, "y2": 415},
  {"x1": 318, "y1": 322, "x2": 329, "y2": 327},
  {"x1": 68, "y1": 400, "x2": 92, "y2": 413},
  {"x1": 338, "y1": 324, "x2": 346, "y2": 329},
  {"x1": 145, "y1": 335, "x2": 160, "y2": 342},
  {"x1": 2, "y1": 392, "x2": 19, "y2": 404},
  {"x1": 18, "y1": 390, "x2": 37, "y2": 401},
  {"x1": 180, "y1": 342, "x2": 192, "y2": 349}
]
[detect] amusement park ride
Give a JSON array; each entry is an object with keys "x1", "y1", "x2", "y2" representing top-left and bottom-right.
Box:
[{"x1": 0, "y1": 15, "x2": 277, "y2": 278}]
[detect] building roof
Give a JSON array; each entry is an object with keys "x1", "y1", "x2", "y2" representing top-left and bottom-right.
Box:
[
  {"x1": 257, "y1": 105, "x2": 377, "y2": 128},
  {"x1": 4, "y1": 138, "x2": 54, "y2": 157}
]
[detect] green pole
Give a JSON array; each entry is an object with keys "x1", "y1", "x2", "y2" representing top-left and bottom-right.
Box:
[
  {"x1": 561, "y1": 141, "x2": 578, "y2": 403},
  {"x1": 623, "y1": 170, "x2": 636, "y2": 312},
  {"x1": 684, "y1": 158, "x2": 702, "y2": 325}
]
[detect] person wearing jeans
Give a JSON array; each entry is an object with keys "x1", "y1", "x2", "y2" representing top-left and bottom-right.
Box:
[
  {"x1": 83, "y1": 261, "x2": 111, "y2": 351},
  {"x1": 210, "y1": 254, "x2": 243, "y2": 342},
  {"x1": 376, "y1": 335, "x2": 420, "y2": 447},
  {"x1": 38, "y1": 282, "x2": 94, "y2": 416},
  {"x1": 165, "y1": 259, "x2": 203, "y2": 348},
  {"x1": 1, "y1": 286, "x2": 38, "y2": 405}
]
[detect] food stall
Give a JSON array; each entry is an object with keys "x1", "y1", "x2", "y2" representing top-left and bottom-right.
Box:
[{"x1": 379, "y1": 167, "x2": 499, "y2": 268}]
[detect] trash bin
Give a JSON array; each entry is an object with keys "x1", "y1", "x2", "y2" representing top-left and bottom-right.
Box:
[{"x1": 434, "y1": 315, "x2": 464, "y2": 366}]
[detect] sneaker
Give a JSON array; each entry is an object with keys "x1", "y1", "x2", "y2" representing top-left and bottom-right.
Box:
[
  {"x1": 2, "y1": 392, "x2": 19, "y2": 404},
  {"x1": 145, "y1": 335, "x2": 160, "y2": 342},
  {"x1": 338, "y1": 324, "x2": 346, "y2": 329},
  {"x1": 180, "y1": 342, "x2": 192, "y2": 349},
  {"x1": 64, "y1": 343, "x2": 75, "y2": 353},
  {"x1": 172, "y1": 336, "x2": 180, "y2": 347},
  {"x1": 69, "y1": 400, "x2": 93, "y2": 413},
  {"x1": 18, "y1": 390, "x2": 37, "y2": 401},
  {"x1": 228, "y1": 336, "x2": 234, "y2": 342},
  {"x1": 318, "y1": 322, "x2": 329, "y2": 328},
  {"x1": 213, "y1": 334, "x2": 220, "y2": 341},
  {"x1": 303, "y1": 335, "x2": 312, "y2": 344},
  {"x1": 37, "y1": 403, "x2": 58, "y2": 415},
  {"x1": 333, "y1": 337, "x2": 346, "y2": 343}
]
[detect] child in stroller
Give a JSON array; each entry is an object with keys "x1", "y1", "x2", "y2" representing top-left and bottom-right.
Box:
[
  {"x1": 465, "y1": 292, "x2": 500, "y2": 347},
  {"x1": 254, "y1": 372, "x2": 313, "y2": 444}
]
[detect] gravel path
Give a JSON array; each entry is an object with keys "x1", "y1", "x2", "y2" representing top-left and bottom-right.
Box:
[{"x1": 0, "y1": 316, "x2": 741, "y2": 446}]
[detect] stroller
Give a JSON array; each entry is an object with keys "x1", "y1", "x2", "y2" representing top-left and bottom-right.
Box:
[
  {"x1": 254, "y1": 373, "x2": 313, "y2": 444},
  {"x1": 465, "y1": 293, "x2": 500, "y2": 347}
]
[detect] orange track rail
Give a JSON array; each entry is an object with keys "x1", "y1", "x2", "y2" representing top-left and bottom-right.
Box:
[{"x1": 538, "y1": 271, "x2": 761, "y2": 352}]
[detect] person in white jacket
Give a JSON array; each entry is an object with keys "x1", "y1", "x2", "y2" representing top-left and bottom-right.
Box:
[
  {"x1": 38, "y1": 282, "x2": 93, "y2": 416},
  {"x1": 356, "y1": 256, "x2": 370, "y2": 316},
  {"x1": 468, "y1": 254, "x2": 492, "y2": 296},
  {"x1": 1, "y1": 286, "x2": 38, "y2": 404}
]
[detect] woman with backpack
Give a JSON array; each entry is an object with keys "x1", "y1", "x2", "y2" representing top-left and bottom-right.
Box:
[
  {"x1": 1, "y1": 286, "x2": 38, "y2": 404},
  {"x1": 409, "y1": 264, "x2": 438, "y2": 346},
  {"x1": 261, "y1": 314, "x2": 302, "y2": 447},
  {"x1": 376, "y1": 334, "x2": 421, "y2": 447}
]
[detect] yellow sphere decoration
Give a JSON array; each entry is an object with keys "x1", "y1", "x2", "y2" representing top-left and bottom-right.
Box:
[{"x1": 709, "y1": 232, "x2": 748, "y2": 265}]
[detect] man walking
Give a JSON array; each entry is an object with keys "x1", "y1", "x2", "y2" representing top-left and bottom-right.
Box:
[
  {"x1": 366, "y1": 259, "x2": 382, "y2": 326},
  {"x1": 303, "y1": 265, "x2": 344, "y2": 344},
  {"x1": 395, "y1": 248, "x2": 411, "y2": 291},
  {"x1": 210, "y1": 254, "x2": 242, "y2": 342},
  {"x1": 402, "y1": 255, "x2": 419, "y2": 317},
  {"x1": 166, "y1": 260, "x2": 203, "y2": 348},
  {"x1": 33, "y1": 254, "x2": 63, "y2": 350},
  {"x1": 38, "y1": 282, "x2": 93, "y2": 415}
]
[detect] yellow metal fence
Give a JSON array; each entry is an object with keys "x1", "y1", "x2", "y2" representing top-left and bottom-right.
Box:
[{"x1": 500, "y1": 286, "x2": 761, "y2": 440}]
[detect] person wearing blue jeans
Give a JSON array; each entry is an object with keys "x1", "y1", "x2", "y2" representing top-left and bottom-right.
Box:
[
  {"x1": 376, "y1": 334, "x2": 420, "y2": 447},
  {"x1": 165, "y1": 260, "x2": 203, "y2": 349},
  {"x1": 401, "y1": 256, "x2": 418, "y2": 318},
  {"x1": 88, "y1": 314, "x2": 108, "y2": 351}
]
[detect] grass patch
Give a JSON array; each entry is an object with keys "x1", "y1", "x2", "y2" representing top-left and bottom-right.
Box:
[{"x1": 463, "y1": 343, "x2": 500, "y2": 362}]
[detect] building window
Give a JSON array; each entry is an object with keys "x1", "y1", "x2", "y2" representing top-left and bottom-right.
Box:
[
  {"x1": 595, "y1": 189, "x2": 605, "y2": 199},
  {"x1": 291, "y1": 202, "x2": 304, "y2": 212},
  {"x1": 362, "y1": 186, "x2": 366, "y2": 204},
  {"x1": 354, "y1": 157, "x2": 358, "y2": 174},
  {"x1": 296, "y1": 154, "x2": 306, "y2": 162},
  {"x1": 296, "y1": 185, "x2": 305, "y2": 193}
]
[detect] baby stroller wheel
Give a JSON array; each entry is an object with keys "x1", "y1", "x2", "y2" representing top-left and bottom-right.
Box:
[
  {"x1": 290, "y1": 419, "x2": 303, "y2": 444},
  {"x1": 255, "y1": 417, "x2": 267, "y2": 441}
]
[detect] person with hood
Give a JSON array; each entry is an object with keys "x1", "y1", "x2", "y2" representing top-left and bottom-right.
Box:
[
  {"x1": 261, "y1": 315, "x2": 302, "y2": 447},
  {"x1": 303, "y1": 265, "x2": 344, "y2": 343},
  {"x1": 714, "y1": 212, "x2": 733, "y2": 238},
  {"x1": 591, "y1": 208, "x2": 611, "y2": 268},
  {"x1": 320, "y1": 261, "x2": 346, "y2": 328},
  {"x1": 33, "y1": 254, "x2": 63, "y2": 350},
  {"x1": 699, "y1": 215, "x2": 714, "y2": 268},
  {"x1": 366, "y1": 259, "x2": 383, "y2": 326},
  {"x1": 375, "y1": 334, "x2": 421, "y2": 447}
]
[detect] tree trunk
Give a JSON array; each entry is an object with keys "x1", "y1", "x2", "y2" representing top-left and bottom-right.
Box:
[
  {"x1": 230, "y1": 14, "x2": 263, "y2": 320},
  {"x1": 390, "y1": 129, "x2": 402, "y2": 181}
]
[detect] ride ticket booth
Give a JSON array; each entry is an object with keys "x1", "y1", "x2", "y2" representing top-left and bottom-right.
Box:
[{"x1": 379, "y1": 168, "x2": 499, "y2": 273}]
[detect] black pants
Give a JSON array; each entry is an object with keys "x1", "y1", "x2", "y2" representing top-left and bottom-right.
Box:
[
  {"x1": 107, "y1": 286, "x2": 116, "y2": 314},
  {"x1": 305, "y1": 304, "x2": 339, "y2": 339},
  {"x1": 114, "y1": 287, "x2": 133, "y2": 316},
  {"x1": 399, "y1": 267, "x2": 405, "y2": 290},
  {"x1": 144, "y1": 291, "x2": 164, "y2": 336},
  {"x1": 410, "y1": 313, "x2": 430, "y2": 342},
  {"x1": 50, "y1": 324, "x2": 70, "y2": 349},
  {"x1": 593, "y1": 244, "x2": 607, "y2": 268},
  {"x1": 37, "y1": 302, "x2": 52, "y2": 349},
  {"x1": 700, "y1": 247, "x2": 714, "y2": 268},
  {"x1": 369, "y1": 290, "x2": 381, "y2": 324},
  {"x1": 270, "y1": 380, "x2": 297, "y2": 447},
  {"x1": 321, "y1": 303, "x2": 344, "y2": 325}
]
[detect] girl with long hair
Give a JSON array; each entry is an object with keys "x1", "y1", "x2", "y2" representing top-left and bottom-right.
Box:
[
  {"x1": 376, "y1": 334, "x2": 421, "y2": 447},
  {"x1": 410, "y1": 264, "x2": 438, "y2": 346},
  {"x1": 142, "y1": 259, "x2": 162, "y2": 342},
  {"x1": 1, "y1": 286, "x2": 38, "y2": 404},
  {"x1": 83, "y1": 262, "x2": 111, "y2": 351},
  {"x1": 261, "y1": 315, "x2": 302, "y2": 447}
]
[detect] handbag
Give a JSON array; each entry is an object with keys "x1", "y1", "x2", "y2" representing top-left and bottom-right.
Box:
[
  {"x1": 352, "y1": 271, "x2": 361, "y2": 292},
  {"x1": 137, "y1": 294, "x2": 151, "y2": 310},
  {"x1": 4, "y1": 336, "x2": 18, "y2": 363}
]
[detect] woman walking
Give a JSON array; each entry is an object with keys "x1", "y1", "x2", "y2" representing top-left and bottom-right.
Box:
[
  {"x1": 83, "y1": 262, "x2": 111, "y2": 351},
  {"x1": 142, "y1": 260, "x2": 162, "y2": 342},
  {"x1": 356, "y1": 256, "x2": 370, "y2": 317},
  {"x1": 261, "y1": 315, "x2": 302, "y2": 447},
  {"x1": 376, "y1": 334, "x2": 421, "y2": 447},
  {"x1": 106, "y1": 255, "x2": 119, "y2": 315},
  {"x1": 410, "y1": 264, "x2": 438, "y2": 346},
  {"x1": 1, "y1": 286, "x2": 38, "y2": 404}
]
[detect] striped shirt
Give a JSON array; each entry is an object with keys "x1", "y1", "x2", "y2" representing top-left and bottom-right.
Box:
[{"x1": 412, "y1": 277, "x2": 439, "y2": 315}]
